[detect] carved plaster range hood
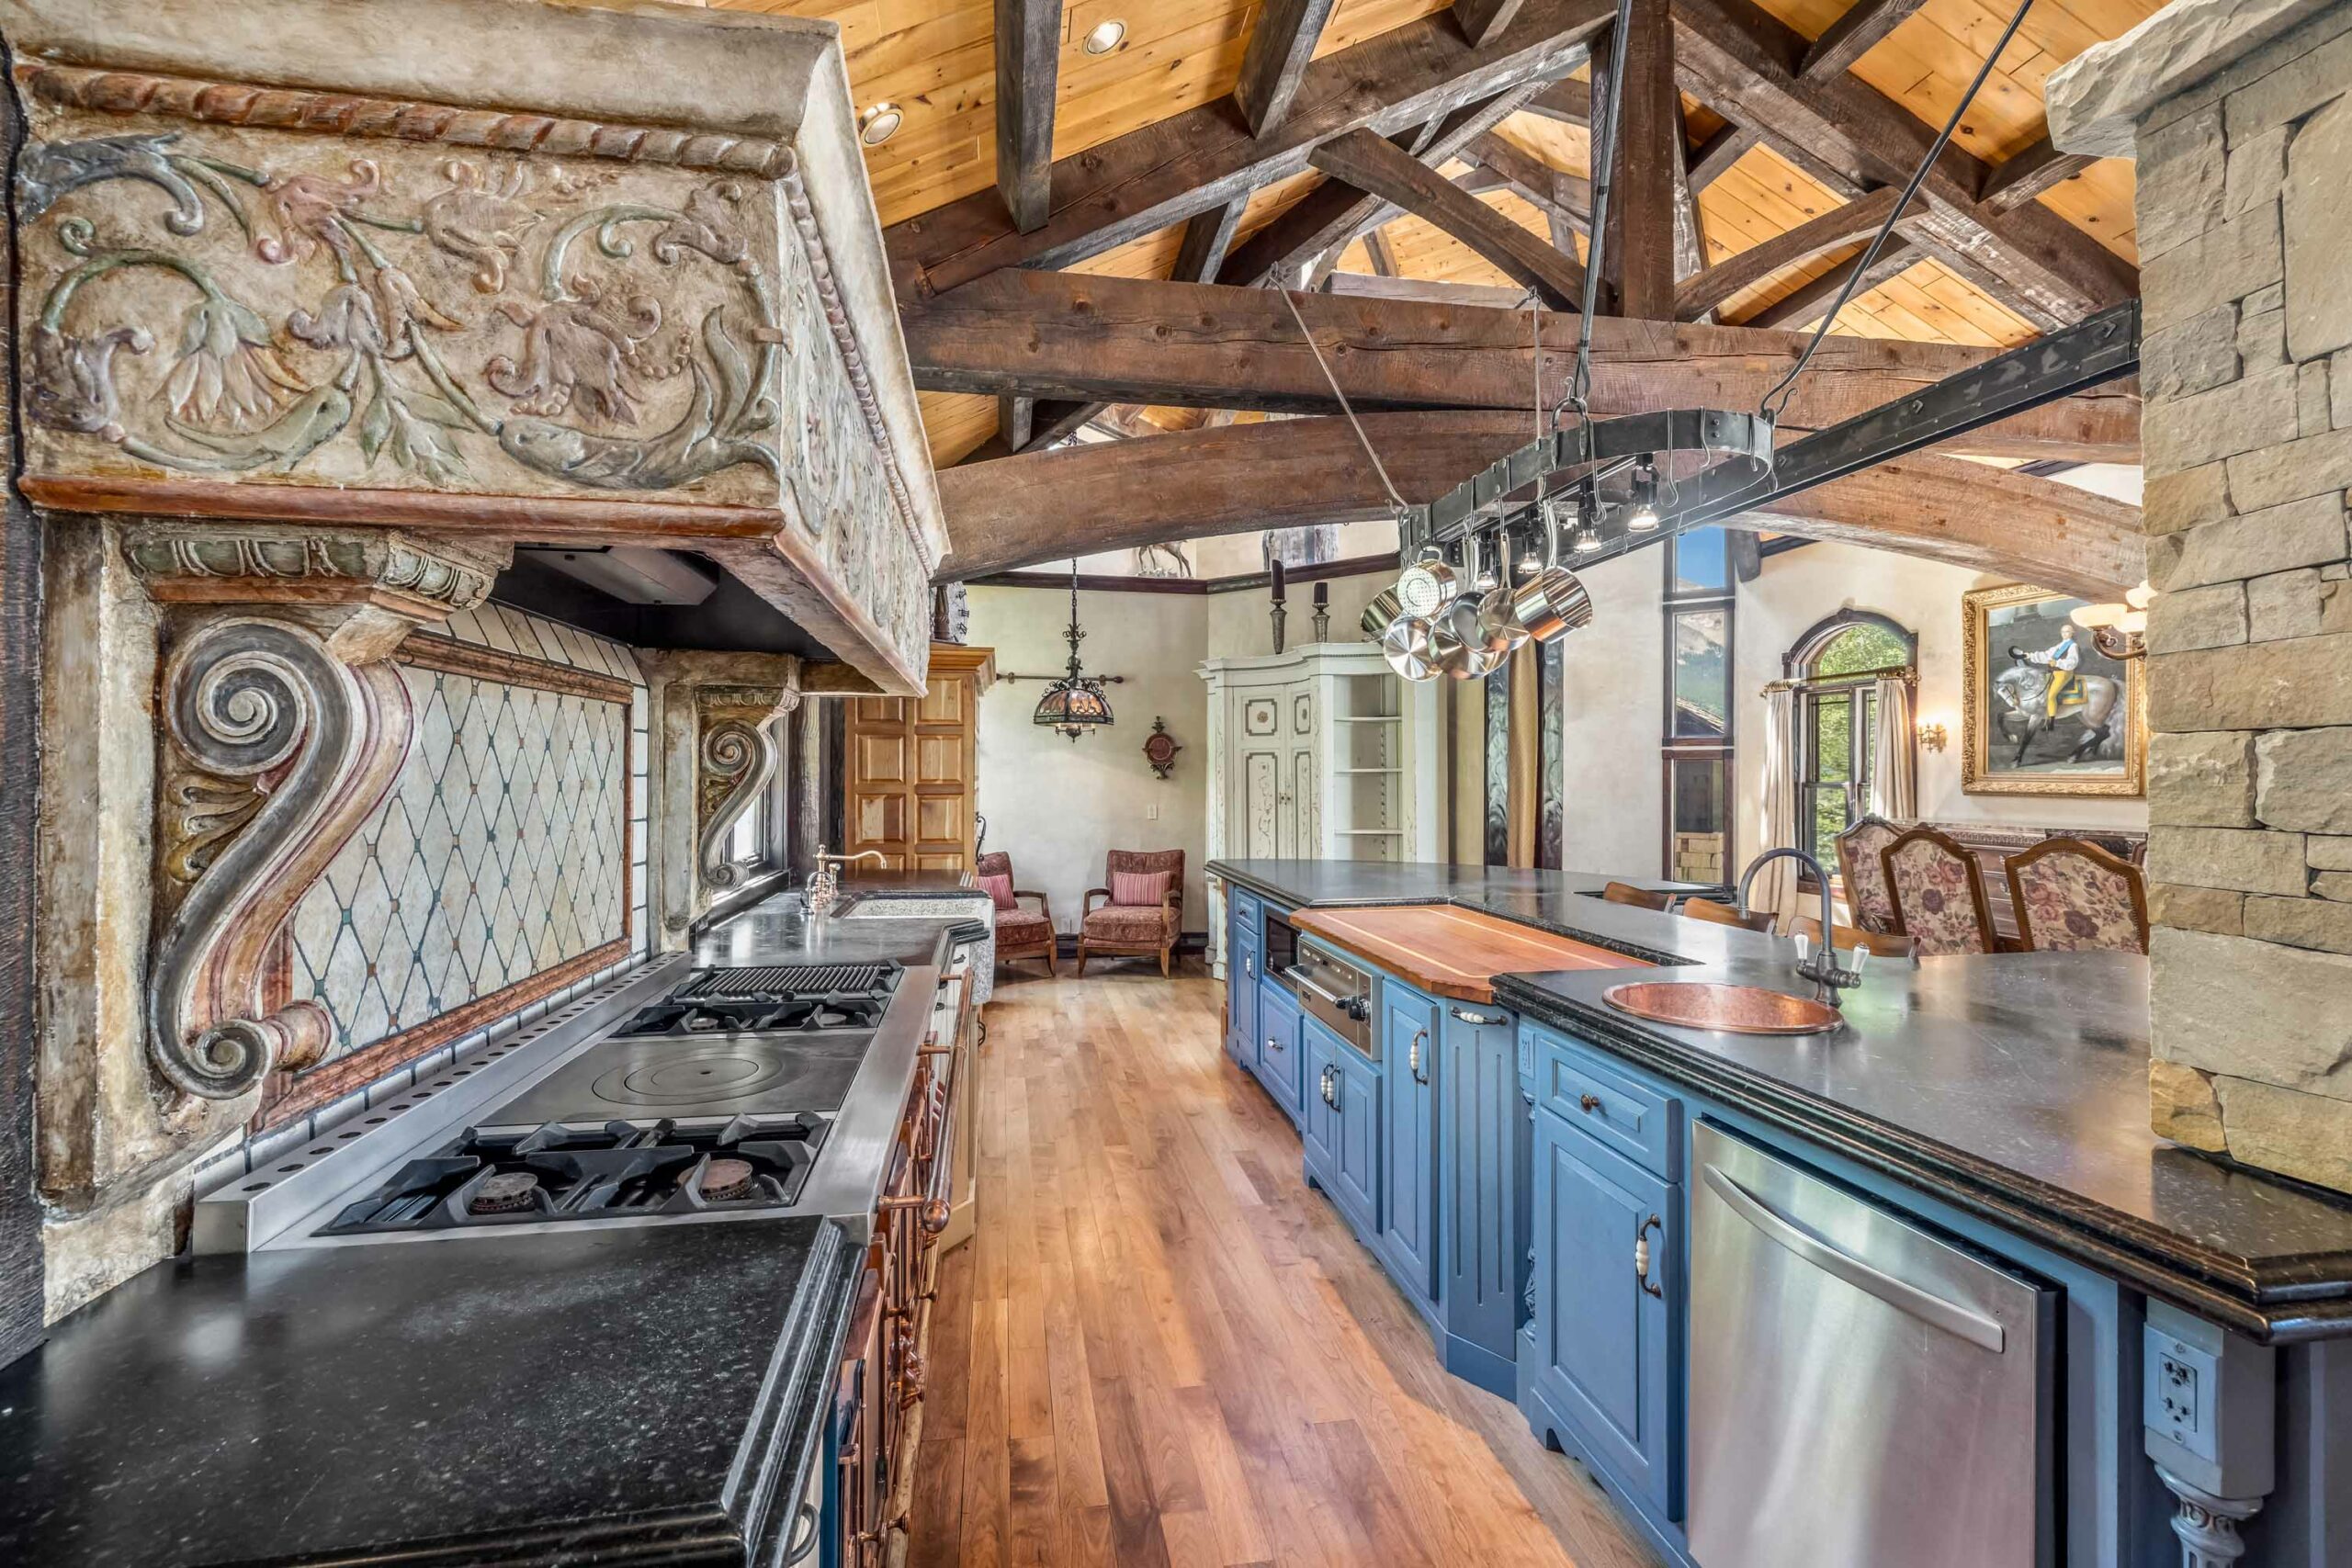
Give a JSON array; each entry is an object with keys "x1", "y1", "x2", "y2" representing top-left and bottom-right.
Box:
[{"x1": 3, "y1": 0, "x2": 947, "y2": 694}]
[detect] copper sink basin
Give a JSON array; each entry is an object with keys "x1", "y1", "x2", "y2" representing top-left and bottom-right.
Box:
[{"x1": 1601, "y1": 981, "x2": 1843, "y2": 1035}]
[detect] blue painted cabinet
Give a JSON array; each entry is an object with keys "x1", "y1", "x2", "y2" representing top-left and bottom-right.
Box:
[
  {"x1": 1301, "y1": 1021, "x2": 1336, "y2": 1185},
  {"x1": 1329, "y1": 1032, "x2": 1383, "y2": 1240},
  {"x1": 1225, "y1": 901, "x2": 1260, "y2": 1066},
  {"x1": 1379, "y1": 981, "x2": 1442, "y2": 1311},
  {"x1": 1438, "y1": 1002, "x2": 1526, "y2": 1396},
  {"x1": 1252, "y1": 976, "x2": 1305, "y2": 1125},
  {"x1": 1529, "y1": 1105, "x2": 1680, "y2": 1518}
]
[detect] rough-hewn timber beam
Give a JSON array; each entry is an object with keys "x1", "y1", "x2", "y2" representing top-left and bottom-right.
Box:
[
  {"x1": 1455, "y1": 0, "x2": 1530, "y2": 48},
  {"x1": 1609, "y1": 0, "x2": 1679, "y2": 318},
  {"x1": 1675, "y1": 186, "x2": 1918, "y2": 320},
  {"x1": 1797, "y1": 0, "x2": 1928, "y2": 81},
  {"x1": 1688, "y1": 119, "x2": 1757, "y2": 189},
  {"x1": 1668, "y1": 0, "x2": 2135, "y2": 327},
  {"x1": 888, "y1": 0, "x2": 1611, "y2": 297},
  {"x1": 936, "y1": 413, "x2": 2142, "y2": 595},
  {"x1": 1523, "y1": 75, "x2": 1592, "y2": 125},
  {"x1": 1978, "y1": 136, "x2": 2097, "y2": 214},
  {"x1": 1324, "y1": 272, "x2": 1530, "y2": 307},
  {"x1": 1174, "y1": 199, "x2": 1245, "y2": 283},
  {"x1": 1238, "y1": 0, "x2": 1343, "y2": 134},
  {"x1": 1310, "y1": 128, "x2": 1586, "y2": 306},
  {"x1": 899, "y1": 271, "x2": 2139, "y2": 457},
  {"x1": 1734, "y1": 236, "x2": 1917, "y2": 328},
  {"x1": 1468, "y1": 130, "x2": 1592, "y2": 231},
  {"x1": 994, "y1": 0, "x2": 1062, "y2": 232}
]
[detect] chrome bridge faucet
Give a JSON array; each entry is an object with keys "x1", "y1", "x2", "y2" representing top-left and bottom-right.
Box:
[
  {"x1": 1735, "y1": 847, "x2": 1866, "y2": 1002},
  {"x1": 805, "y1": 846, "x2": 887, "y2": 920}
]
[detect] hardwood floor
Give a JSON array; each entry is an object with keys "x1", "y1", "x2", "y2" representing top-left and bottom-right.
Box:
[{"x1": 908, "y1": 964, "x2": 1661, "y2": 1568}]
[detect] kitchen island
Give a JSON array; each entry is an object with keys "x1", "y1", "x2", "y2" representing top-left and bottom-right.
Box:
[
  {"x1": 0, "y1": 884, "x2": 983, "y2": 1567},
  {"x1": 1212, "y1": 857, "x2": 2352, "y2": 1568}
]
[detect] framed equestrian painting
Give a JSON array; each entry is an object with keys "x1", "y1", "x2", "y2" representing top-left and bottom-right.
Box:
[{"x1": 1961, "y1": 584, "x2": 2145, "y2": 797}]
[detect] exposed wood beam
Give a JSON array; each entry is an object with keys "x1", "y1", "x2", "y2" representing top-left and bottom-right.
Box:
[
  {"x1": 1727, "y1": 528, "x2": 1764, "y2": 581},
  {"x1": 1363, "y1": 230, "x2": 1399, "y2": 276},
  {"x1": 1455, "y1": 0, "x2": 1530, "y2": 49},
  {"x1": 1237, "y1": 0, "x2": 1344, "y2": 135},
  {"x1": 900, "y1": 272, "x2": 2139, "y2": 457},
  {"x1": 1687, "y1": 119, "x2": 1756, "y2": 190},
  {"x1": 1674, "y1": 186, "x2": 1918, "y2": 320},
  {"x1": 1978, "y1": 135, "x2": 2098, "y2": 214},
  {"x1": 1608, "y1": 0, "x2": 1680, "y2": 319},
  {"x1": 1222, "y1": 75, "x2": 1560, "y2": 287},
  {"x1": 888, "y1": 0, "x2": 1611, "y2": 297},
  {"x1": 1522, "y1": 75, "x2": 1592, "y2": 126},
  {"x1": 999, "y1": 393, "x2": 1035, "y2": 453},
  {"x1": 1797, "y1": 0, "x2": 1928, "y2": 81},
  {"x1": 936, "y1": 414, "x2": 2143, "y2": 595},
  {"x1": 1668, "y1": 101, "x2": 1708, "y2": 285},
  {"x1": 1468, "y1": 131, "x2": 1593, "y2": 231},
  {"x1": 1736, "y1": 236, "x2": 1917, "y2": 328},
  {"x1": 1668, "y1": 0, "x2": 2135, "y2": 327},
  {"x1": 1308, "y1": 126, "x2": 1583, "y2": 305},
  {"x1": 1173, "y1": 199, "x2": 1245, "y2": 283},
  {"x1": 993, "y1": 0, "x2": 1062, "y2": 233},
  {"x1": 952, "y1": 398, "x2": 1105, "y2": 464},
  {"x1": 1324, "y1": 271, "x2": 1530, "y2": 306}
]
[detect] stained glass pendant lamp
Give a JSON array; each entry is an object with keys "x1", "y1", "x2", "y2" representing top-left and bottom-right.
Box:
[{"x1": 1033, "y1": 559, "x2": 1114, "y2": 740}]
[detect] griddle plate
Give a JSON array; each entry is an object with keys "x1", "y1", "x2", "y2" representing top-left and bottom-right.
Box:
[{"x1": 483, "y1": 1030, "x2": 874, "y2": 1125}]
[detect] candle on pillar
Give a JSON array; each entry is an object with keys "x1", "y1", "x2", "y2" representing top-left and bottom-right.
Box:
[{"x1": 1271, "y1": 559, "x2": 1286, "y2": 602}]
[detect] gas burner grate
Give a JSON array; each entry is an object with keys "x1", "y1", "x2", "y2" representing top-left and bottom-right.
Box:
[{"x1": 676, "y1": 963, "x2": 899, "y2": 998}]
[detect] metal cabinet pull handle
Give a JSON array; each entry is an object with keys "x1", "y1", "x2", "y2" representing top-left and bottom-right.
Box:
[
  {"x1": 1578, "y1": 1092, "x2": 1602, "y2": 1113},
  {"x1": 1244, "y1": 954, "x2": 1254, "y2": 977},
  {"x1": 1636, "y1": 1214, "x2": 1664, "y2": 1299},
  {"x1": 1449, "y1": 1006, "x2": 1504, "y2": 1025},
  {"x1": 1408, "y1": 1027, "x2": 1430, "y2": 1085},
  {"x1": 1266, "y1": 1034, "x2": 1283, "y2": 1054}
]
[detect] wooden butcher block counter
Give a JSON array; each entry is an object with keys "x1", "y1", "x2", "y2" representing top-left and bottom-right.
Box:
[{"x1": 1289, "y1": 904, "x2": 1651, "y2": 1003}]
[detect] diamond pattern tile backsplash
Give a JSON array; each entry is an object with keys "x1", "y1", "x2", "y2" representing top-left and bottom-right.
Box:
[{"x1": 284, "y1": 606, "x2": 643, "y2": 1065}]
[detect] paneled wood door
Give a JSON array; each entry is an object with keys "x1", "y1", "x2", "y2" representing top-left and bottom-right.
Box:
[{"x1": 842, "y1": 643, "x2": 995, "y2": 873}]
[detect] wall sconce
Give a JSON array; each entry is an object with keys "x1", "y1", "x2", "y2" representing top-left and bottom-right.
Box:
[{"x1": 1917, "y1": 720, "x2": 1949, "y2": 753}]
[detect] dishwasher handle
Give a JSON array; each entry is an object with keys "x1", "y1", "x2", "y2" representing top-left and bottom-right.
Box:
[{"x1": 1701, "y1": 1164, "x2": 2006, "y2": 1354}]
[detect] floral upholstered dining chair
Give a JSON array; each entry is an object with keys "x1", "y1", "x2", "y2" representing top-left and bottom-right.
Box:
[
  {"x1": 976, "y1": 851, "x2": 1057, "y2": 976},
  {"x1": 1879, "y1": 825, "x2": 1997, "y2": 956},
  {"x1": 1835, "y1": 815, "x2": 1903, "y2": 935},
  {"x1": 2005, "y1": 837, "x2": 2149, "y2": 953},
  {"x1": 1079, "y1": 849, "x2": 1185, "y2": 976}
]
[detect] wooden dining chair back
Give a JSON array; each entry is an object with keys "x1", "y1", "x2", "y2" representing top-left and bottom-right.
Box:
[
  {"x1": 1835, "y1": 815, "x2": 1904, "y2": 934},
  {"x1": 975, "y1": 851, "x2": 1057, "y2": 976},
  {"x1": 1789, "y1": 914, "x2": 1918, "y2": 961},
  {"x1": 1601, "y1": 881, "x2": 1674, "y2": 911},
  {"x1": 1678, "y1": 897, "x2": 1778, "y2": 934},
  {"x1": 1879, "y1": 826, "x2": 1997, "y2": 956},
  {"x1": 2005, "y1": 837, "x2": 2150, "y2": 953}
]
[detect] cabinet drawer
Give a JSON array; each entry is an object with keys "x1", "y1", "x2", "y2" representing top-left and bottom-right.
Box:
[
  {"x1": 1253, "y1": 976, "x2": 1305, "y2": 1122},
  {"x1": 1231, "y1": 888, "x2": 1264, "y2": 941},
  {"x1": 1525, "y1": 1025, "x2": 1679, "y2": 1178}
]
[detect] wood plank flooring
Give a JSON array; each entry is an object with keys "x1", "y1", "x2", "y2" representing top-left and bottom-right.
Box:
[{"x1": 908, "y1": 965, "x2": 1661, "y2": 1568}]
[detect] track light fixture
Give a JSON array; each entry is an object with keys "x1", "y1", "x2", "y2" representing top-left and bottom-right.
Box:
[{"x1": 1628, "y1": 455, "x2": 1660, "y2": 531}]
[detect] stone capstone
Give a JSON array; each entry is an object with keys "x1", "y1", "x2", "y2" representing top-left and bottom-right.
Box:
[
  {"x1": 2149, "y1": 730, "x2": 2258, "y2": 826},
  {"x1": 2045, "y1": 0, "x2": 2349, "y2": 157}
]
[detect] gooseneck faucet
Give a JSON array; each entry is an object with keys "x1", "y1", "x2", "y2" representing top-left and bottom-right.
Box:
[
  {"x1": 804, "y1": 845, "x2": 887, "y2": 920},
  {"x1": 1735, "y1": 847, "x2": 1866, "y2": 1002}
]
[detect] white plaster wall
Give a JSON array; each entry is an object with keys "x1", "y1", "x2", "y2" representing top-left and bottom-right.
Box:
[
  {"x1": 1555, "y1": 549, "x2": 1670, "y2": 877},
  {"x1": 967, "y1": 585, "x2": 1212, "y2": 935},
  {"x1": 1204, "y1": 573, "x2": 1391, "y2": 660},
  {"x1": 1731, "y1": 539, "x2": 2150, "y2": 869}
]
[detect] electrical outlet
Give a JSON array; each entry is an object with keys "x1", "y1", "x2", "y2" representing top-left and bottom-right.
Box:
[
  {"x1": 1147, "y1": 804, "x2": 1159, "y2": 819},
  {"x1": 2146, "y1": 1331, "x2": 2220, "y2": 1461}
]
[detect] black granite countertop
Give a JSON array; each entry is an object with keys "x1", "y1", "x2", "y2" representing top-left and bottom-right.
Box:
[
  {"x1": 1211, "y1": 858, "x2": 2352, "y2": 1343},
  {"x1": 0, "y1": 1220, "x2": 856, "y2": 1565}
]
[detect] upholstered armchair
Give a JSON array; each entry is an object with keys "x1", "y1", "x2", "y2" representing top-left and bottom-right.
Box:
[
  {"x1": 975, "y1": 851, "x2": 1057, "y2": 976},
  {"x1": 1879, "y1": 825, "x2": 1996, "y2": 956},
  {"x1": 1835, "y1": 815, "x2": 1903, "y2": 935},
  {"x1": 1079, "y1": 849, "x2": 1185, "y2": 976}
]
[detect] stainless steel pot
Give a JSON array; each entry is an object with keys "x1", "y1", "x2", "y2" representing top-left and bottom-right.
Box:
[
  {"x1": 1510, "y1": 511, "x2": 1595, "y2": 643},
  {"x1": 1469, "y1": 532, "x2": 1530, "y2": 660},
  {"x1": 1431, "y1": 595, "x2": 1494, "y2": 680},
  {"x1": 1360, "y1": 588, "x2": 1403, "y2": 639},
  {"x1": 1380, "y1": 612, "x2": 1441, "y2": 680},
  {"x1": 1395, "y1": 547, "x2": 1459, "y2": 618}
]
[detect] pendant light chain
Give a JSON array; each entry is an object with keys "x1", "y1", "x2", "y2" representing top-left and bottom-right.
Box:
[{"x1": 1758, "y1": 0, "x2": 2038, "y2": 422}]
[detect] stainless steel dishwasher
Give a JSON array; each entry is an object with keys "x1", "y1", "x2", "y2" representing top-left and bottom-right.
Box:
[{"x1": 1688, "y1": 1122, "x2": 2055, "y2": 1568}]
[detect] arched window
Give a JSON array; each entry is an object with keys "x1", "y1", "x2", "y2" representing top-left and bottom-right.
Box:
[{"x1": 1784, "y1": 612, "x2": 1917, "y2": 865}]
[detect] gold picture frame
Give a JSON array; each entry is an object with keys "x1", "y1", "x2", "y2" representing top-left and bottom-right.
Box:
[{"x1": 1962, "y1": 583, "x2": 2145, "y2": 796}]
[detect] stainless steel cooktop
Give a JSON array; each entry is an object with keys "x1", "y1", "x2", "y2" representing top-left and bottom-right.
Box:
[{"x1": 481, "y1": 1030, "x2": 876, "y2": 1126}]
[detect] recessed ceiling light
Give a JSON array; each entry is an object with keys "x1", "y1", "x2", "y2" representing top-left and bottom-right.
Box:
[
  {"x1": 858, "y1": 102, "x2": 903, "y2": 146},
  {"x1": 1082, "y1": 18, "x2": 1127, "y2": 53}
]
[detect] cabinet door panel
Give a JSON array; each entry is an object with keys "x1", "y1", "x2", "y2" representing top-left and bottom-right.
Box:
[
  {"x1": 1252, "y1": 979, "x2": 1304, "y2": 1124},
  {"x1": 1331, "y1": 1041, "x2": 1382, "y2": 1238},
  {"x1": 1532, "y1": 1109, "x2": 1678, "y2": 1514},
  {"x1": 1442, "y1": 1008, "x2": 1524, "y2": 1366},
  {"x1": 1243, "y1": 750, "x2": 1280, "y2": 859},
  {"x1": 1381, "y1": 982, "x2": 1441, "y2": 1307},
  {"x1": 1301, "y1": 1028, "x2": 1336, "y2": 1182}
]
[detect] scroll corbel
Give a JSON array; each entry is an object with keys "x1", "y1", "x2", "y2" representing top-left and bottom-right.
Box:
[{"x1": 697, "y1": 689, "x2": 799, "y2": 892}]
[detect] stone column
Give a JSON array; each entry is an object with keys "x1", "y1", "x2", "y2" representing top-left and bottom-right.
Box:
[{"x1": 2053, "y1": 0, "x2": 2352, "y2": 1198}]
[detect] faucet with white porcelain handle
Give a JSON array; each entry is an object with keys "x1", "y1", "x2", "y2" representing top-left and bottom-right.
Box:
[
  {"x1": 1736, "y1": 847, "x2": 1864, "y2": 1004},
  {"x1": 805, "y1": 845, "x2": 887, "y2": 920}
]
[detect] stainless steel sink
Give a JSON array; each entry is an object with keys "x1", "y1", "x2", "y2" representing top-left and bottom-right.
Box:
[{"x1": 1602, "y1": 981, "x2": 1842, "y2": 1035}]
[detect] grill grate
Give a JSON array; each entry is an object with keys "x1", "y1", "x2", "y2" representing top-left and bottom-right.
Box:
[{"x1": 677, "y1": 963, "x2": 899, "y2": 998}]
